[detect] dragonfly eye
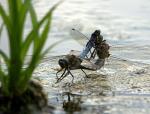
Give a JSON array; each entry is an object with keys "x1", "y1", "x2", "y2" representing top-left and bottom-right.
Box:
[{"x1": 58, "y1": 59, "x2": 69, "y2": 68}]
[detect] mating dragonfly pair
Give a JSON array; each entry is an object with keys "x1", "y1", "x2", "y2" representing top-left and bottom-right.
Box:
[{"x1": 56, "y1": 29, "x2": 110, "y2": 83}]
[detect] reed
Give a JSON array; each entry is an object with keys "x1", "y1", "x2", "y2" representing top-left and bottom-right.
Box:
[{"x1": 0, "y1": 0, "x2": 60, "y2": 98}]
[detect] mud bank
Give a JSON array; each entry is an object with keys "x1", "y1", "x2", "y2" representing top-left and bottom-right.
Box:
[{"x1": 33, "y1": 56, "x2": 150, "y2": 114}]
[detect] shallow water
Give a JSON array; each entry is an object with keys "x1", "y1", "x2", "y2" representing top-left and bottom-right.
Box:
[
  {"x1": 0, "y1": 0, "x2": 150, "y2": 114},
  {"x1": 34, "y1": 56, "x2": 150, "y2": 114}
]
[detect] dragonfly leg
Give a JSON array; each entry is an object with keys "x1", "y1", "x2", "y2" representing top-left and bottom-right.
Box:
[
  {"x1": 81, "y1": 68, "x2": 88, "y2": 78},
  {"x1": 58, "y1": 70, "x2": 70, "y2": 83},
  {"x1": 68, "y1": 70, "x2": 75, "y2": 83},
  {"x1": 90, "y1": 48, "x2": 96, "y2": 59},
  {"x1": 56, "y1": 68, "x2": 67, "y2": 83},
  {"x1": 56, "y1": 68, "x2": 63, "y2": 79}
]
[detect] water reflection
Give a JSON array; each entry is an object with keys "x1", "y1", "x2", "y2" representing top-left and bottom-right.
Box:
[
  {"x1": 62, "y1": 92, "x2": 109, "y2": 114},
  {"x1": 62, "y1": 92, "x2": 82, "y2": 114},
  {"x1": 59, "y1": 73, "x2": 111, "y2": 114},
  {"x1": 61, "y1": 92, "x2": 110, "y2": 114}
]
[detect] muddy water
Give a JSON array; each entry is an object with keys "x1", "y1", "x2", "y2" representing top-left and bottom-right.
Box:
[{"x1": 33, "y1": 56, "x2": 150, "y2": 114}]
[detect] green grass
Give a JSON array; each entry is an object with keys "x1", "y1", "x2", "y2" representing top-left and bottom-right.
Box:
[{"x1": 0, "y1": 0, "x2": 62, "y2": 96}]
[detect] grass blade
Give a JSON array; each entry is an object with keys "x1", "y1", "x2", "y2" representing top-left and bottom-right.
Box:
[
  {"x1": 19, "y1": 10, "x2": 51, "y2": 91},
  {"x1": 0, "y1": 23, "x2": 4, "y2": 39},
  {"x1": 20, "y1": 1, "x2": 63, "y2": 87},
  {"x1": 0, "y1": 50, "x2": 9, "y2": 66},
  {"x1": 21, "y1": 2, "x2": 56, "y2": 61},
  {"x1": 29, "y1": 2, "x2": 38, "y2": 28},
  {"x1": 41, "y1": 39, "x2": 66, "y2": 58},
  {"x1": 19, "y1": 0, "x2": 30, "y2": 41},
  {"x1": 20, "y1": 19, "x2": 50, "y2": 90},
  {"x1": 28, "y1": 3, "x2": 39, "y2": 52},
  {"x1": 0, "y1": 70, "x2": 9, "y2": 95},
  {"x1": 0, "y1": 4, "x2": 12, "y2": 39}
]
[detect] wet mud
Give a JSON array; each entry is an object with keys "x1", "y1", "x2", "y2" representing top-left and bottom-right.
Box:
[{"x1": 33, "y1": 56, "x2": 150, "y2": 114}]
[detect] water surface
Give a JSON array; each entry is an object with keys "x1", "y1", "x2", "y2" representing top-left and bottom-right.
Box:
[
  {"x1": 0, "y1": 0, "x2": 150, "y2": 114},
  {"x1": 0, "y1": 0, "x2": 150, "y2": 64}
]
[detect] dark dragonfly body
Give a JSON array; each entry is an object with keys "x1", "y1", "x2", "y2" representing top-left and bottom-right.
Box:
[{"x1": 56, "y1": 55, "x2": 91, "y2": 83}]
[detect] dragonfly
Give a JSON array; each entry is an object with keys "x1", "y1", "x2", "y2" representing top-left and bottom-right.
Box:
[
  {"x1": 56, "y1": 28, "x2": 110, "y2": 83},
  {"x1": 70, "y1": 29, "x2": 150, "y2": 66}
]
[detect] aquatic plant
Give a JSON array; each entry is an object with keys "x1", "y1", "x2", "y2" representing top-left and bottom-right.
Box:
[{"x1": 0, "y1": 0, "x2": 62, "y2": 113}]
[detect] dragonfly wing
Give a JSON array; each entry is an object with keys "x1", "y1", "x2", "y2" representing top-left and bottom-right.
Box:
[
  {"x1": 81, "y1": 59, "x2": 105, "y2": 70},
  {"x1": 70, "y1": 29, "x2": 89, "y2": 45},
  {"x1": 69, "y1": 50, "x2": 104, "y2": 70}
]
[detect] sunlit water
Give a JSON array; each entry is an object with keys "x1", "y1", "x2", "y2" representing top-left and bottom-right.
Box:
[
  {"x1": 33, "y1": 0, "x2": 150, "y2": 64},
  {"x1": 0, "y1": 0, "x2": 150, "y2": 114},
  {"x1": 0, "y1": 0, "x2": 150, "y2": 63}
]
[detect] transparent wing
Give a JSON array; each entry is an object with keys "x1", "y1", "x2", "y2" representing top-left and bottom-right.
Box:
[
  {"x1": 70, "y1": 29, "x2": 90, "y2": 46},
  {"x1": 69, "y1": 50, "x2": 100, "y2": 71}
]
